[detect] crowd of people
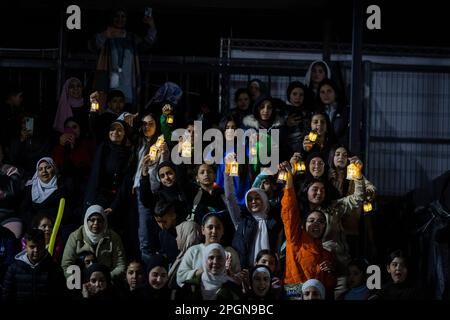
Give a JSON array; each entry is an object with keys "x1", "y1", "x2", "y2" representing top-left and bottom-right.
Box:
[{"x1": 0, "y1": 8, "x2": 429, "y2": 302}]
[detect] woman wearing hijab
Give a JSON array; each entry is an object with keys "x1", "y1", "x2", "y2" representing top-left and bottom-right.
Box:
[
  {"x1": 20, "y1": 157, "x2": 68, "y2": 228},
  {"x1": 84, "y1": 120, "x2": 132, "y2": 232},
  {"x1": 178, "y1": 243, "x2": 242, "y2": 300},
  {"x1": 82, "y1": 263, "x2": 120, "y2": 300},
  {"x1": 224, "y1": 167, "x2": 281, "y2": 270},
  {"x1": 167, "y1": 220, "x2": 202, "y2": 289},
  {"x1": 304, "y1": 60, "x2": 332, "y2": 96},
  {"x1": 301, "y1": 279, "x2": 326, "y2": 300},
  {"x1": 53, "y1": 77, "x2": 86, "y2": 134},
  {"x1": 247, "y1": 265, "x2": 274, "y2": 300},
  {"x1": 61, "y1": 205, "x2": 126, "y2": 281}
]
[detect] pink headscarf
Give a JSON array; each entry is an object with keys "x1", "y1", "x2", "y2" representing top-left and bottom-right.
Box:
[{"x1": 53, "y1": 77, "x2": 84, "y2": 133}]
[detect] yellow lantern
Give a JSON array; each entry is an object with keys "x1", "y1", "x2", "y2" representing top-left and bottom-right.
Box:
[
  {"x1": 155, "y1": 135, "x2": 165, "y2": 147},
  {"x1": 229, "y1": 161, "x2": 239, "y2": 176},
  {"x1": 294, "y1": 160, "x2": 306, "y2": 174},
  {"x1": 346, "y1": 162, "x2": 362, "y2": 180},
  {"x1": 363, "y1": 201, "x2": 373, "y2": 213},
  {"x1": 277, "y1": 170, "x2": 288, "y2": 183},
  {"x1": 149, "y1": 145, "x2": 158, "y2": 161},
  {"x1": 251, "y1": 146, "x2": 257, "y2": 156},
  {"x1": 90, "y1": 102, "x2": 99, "y2": 112},
  {"x1": 167, "y1": 114, "x2": 174, "y2": 124},
  {"x1": 181, "y1": 140, "x2": 192, "y2": 157},
  {"x1": 308, "y1": 130, "x2": 318, "y2": 142}
]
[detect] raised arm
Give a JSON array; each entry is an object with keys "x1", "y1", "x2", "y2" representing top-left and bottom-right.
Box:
[
  {"x1": 281, "y1": 167, "x2": 302, "y2": 246},
  {"x1": 223, "y1": 163, "x2": 242, "y2": 230}
]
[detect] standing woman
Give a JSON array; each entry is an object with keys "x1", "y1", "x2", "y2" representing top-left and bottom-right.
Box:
[
  {"x1": 284, "y1": 81, "x2": 313, "y2": 154},
  {"x1": 328, "y1": 145, "x2": 376, "y2": 258},
  {"x1": 302, "y1": 111, "x2": 336, "y2": 158},
  {"x1": 84, "y1": 120, "x2": 132, "y2": 232},
  {"x1": 316, "y1": 79, "x2": 349, "y2": 145},
  {"x1": 304, "y1": 60, "x2": 332, "y2": 96},
  {"x1": 92, "y1": 8, "x2": 157, "y2": 105},
  {"x1": 53, "y1": 77, "x2": 87, "y2": 134}
]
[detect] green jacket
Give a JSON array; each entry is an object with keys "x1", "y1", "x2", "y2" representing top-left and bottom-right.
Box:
[{"x1": 61, "y1": 226, "x2": 126, "y2": 280}]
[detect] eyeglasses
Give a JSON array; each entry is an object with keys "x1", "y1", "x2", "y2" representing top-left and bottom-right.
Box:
[{"x1": 88, "y1": 218, "x2": 104, "y2": 224}]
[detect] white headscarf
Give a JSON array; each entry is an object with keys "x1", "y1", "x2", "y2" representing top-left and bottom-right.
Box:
[
  {"x1": 245, "y1": 188, "x2": 270, "y2": 263},
  {"x1": 83, "y1": 205, "x2": 108, "y2": 245},
  {"x1": 201, "y1": 243, "x2": 231, "y2": 300},
  {"x1": 30, "y1": 157, "x2": 58, "y2": 204},
  {"x1": 302, "y1": 279, "x2": 326, "y2": 300},
  {"x1": 303, "y1": 60, "x2": 332, "y2": 88}
]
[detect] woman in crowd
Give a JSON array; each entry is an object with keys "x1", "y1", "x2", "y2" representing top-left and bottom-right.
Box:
[
  {"x1": 178, "y1": 243, "x2": 242, "y2": 300},
  {"x1": 304, "y1": 60, "x2": 332, "y2": 95},
  {"x1": 61, "y1": 205, "x2": 127, "y2": 282}
]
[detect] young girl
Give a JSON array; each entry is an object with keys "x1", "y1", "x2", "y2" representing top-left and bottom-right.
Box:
[
  {"x1": 337, "y1": 258, "x2": 370, "y2": 300},
  {"x1": 280, "y1": 166, "x2": 336, "y2": 300},
  {"x1": 178, "y1": 243, "x2": 242, "y2": 300},
  {"x1": 176, "y1": 213, "x2": 241, "y2": 288},
  {"x1": 302, "y1": 112, "x2": 336, "y2": 158},
  {"x1": 21, "y1": 214, "x2": 63, "y2": 262},
  {"x1": 304, "y1": 60, "x2": 332, "y2": 95},
  {"x1": 247, "y1": 265, "x2": 273, "y2": 300},
  {"x1": 301, "y1": 279, "x2": 326, "y2": 300}
]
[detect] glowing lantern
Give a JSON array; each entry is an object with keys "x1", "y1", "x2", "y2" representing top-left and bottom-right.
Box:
[
  {"x1": 149, "y1": 145, "x2": 158, "y2": 161},
  {"x1": 294, "y1": 160, "x2": 307, "y2": 174},
  {"x1": 167, "y1": 114, "x2": 174, "y2": 124},
  {"x1": 308, "y1": 130, "x2": 318, "y2": 142},
  {"x1": 277, "y1": 170, "x2": 288, "y2": 183},
  {"x1": 363, "y1": 201, "x2": 373, "y2": 213},
  {"x1": 346, "y1": 162, "x2": 362, "y2": 181},
  {"x1": 90, "y1": 102, "x2": 99, "y2": 112}
]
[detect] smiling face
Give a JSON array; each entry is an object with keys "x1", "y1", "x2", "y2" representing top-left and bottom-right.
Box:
[
  {"x1": 309, "y1": 157, "x2": 325, "y2": 178},
  {"x1": 334, "y1": 147, "x2": 348, "y2": 169},
  {"x1": 38, "y1": 161, "x2": 55, "y2": 184},
  {"x1": 158, "y1": 166, "x2": 176, "y2": 188},
  {"x1": 87, "y1": 213, "x2": 105, "y2": 234},
  {"x1": 307, "y1": 182, "x2": 326, "y2": 207},
  {"x1": 289, "y1": 87, "x2": 305, "y2": 107},
  {"x1": 68, "y1": 79, "x2": 82, "y2": 99},
  {"x1": 126, "y1": 262, "x2": 145, "y2": 290},
  {"x1": 148, "y1": 266, "x2": 168, "y2": 290},
  {"x1": 252, "y1": 271, "x2": 271, "y2": 297},
  {"x1": 247, "y1": 191, "x2": 264, "y2": 213},
  {"x1": 305, "y1": 211, "x2": 326, "y2": 239},
  {"x1": 25, "y1": 240, "x2": 46, "y2": 264},
  {"x1": 142, "y1": 115, "x2": 156, "y2": 138},
  {"x1": 109, "y1": 122, "x2": 125, "y2": 144},
  {"x1": 197, "y1": 164, "x2": 215, "y2": 188},
  {"x1": 206, "y1": 249, "x2": 225, "y2": 275},
  {"x1": 259, "y1": 101, "x2": 273, "y2": 121},
  {"x1": 202, "y1": 216, "x2": 224, "y2": 245},
  {"x1": 38, "y1": 217, "x2": 53, "y2": 244},
  {"x1": 387, "y1": 257, "x2": 408, "y2": 284},
  {"x1": 311, "y1": 114, "x2": 327, "y2": 136}
]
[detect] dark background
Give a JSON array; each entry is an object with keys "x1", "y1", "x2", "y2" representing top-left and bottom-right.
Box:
[{"x1": 0, "y1": 0, "x2": 447, "y2": 54}]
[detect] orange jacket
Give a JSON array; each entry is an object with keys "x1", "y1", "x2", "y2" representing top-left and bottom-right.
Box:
[{"x1": 281, "y1": 187, "x2": 337, "y2": 292}]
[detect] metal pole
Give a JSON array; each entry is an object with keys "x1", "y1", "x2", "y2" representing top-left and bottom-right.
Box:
[
  {"x1": 349, "y1": 0, "x2": 364, "y2": 155},
  {"x1": 56, "y1": 8, "x2": 66, "y2": 103}
]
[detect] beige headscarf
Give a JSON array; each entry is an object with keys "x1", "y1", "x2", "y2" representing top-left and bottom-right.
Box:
[{"x1": 167, "y1": 221, "x2": 202, "y2": 287}]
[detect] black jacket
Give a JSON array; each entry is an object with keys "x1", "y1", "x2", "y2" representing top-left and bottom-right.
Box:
[
  {"x1": 232, "y1": 212, "x2": 281, "y2": 269},
  {"x1": 2, "y1": 251, "x2": 67, "y2": 302}
]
